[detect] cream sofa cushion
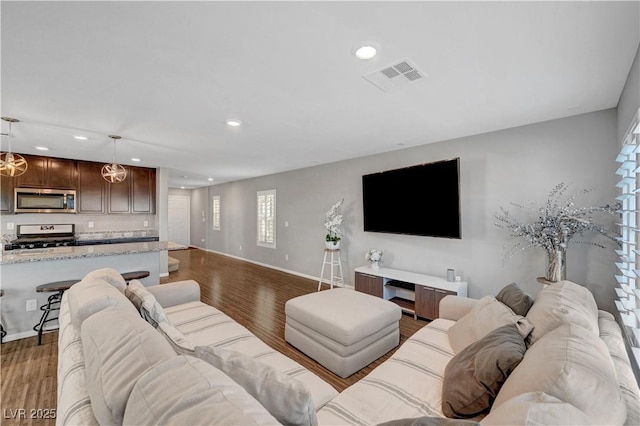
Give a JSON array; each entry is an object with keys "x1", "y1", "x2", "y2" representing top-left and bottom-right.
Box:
[
  {"x1": 125, "y1": 279, "x2": 169, "y2": 327},
  {"x1": 195, "y1": 345, "x2": 318, "y2": 426},
  {"x1": 124, "y1": 355, "x2": 278, "y2": 425},
  {"x1": 82, "y1": 267, "x2": 127, "y2": 292},
  {"x1": 525, "y1": 280, "x2": 598, "y2": 345},
  {"x1": 81, "y1": 305, "x2": 176, "y2": 425},
  {"x1": 447, "y1": 296, "x2": 533, "y2": 353},
  {"x1": 67, "y1": 276, "x2": 136, "y2": 331},
  {"x1": 481, "y1": 392, "x2": 591, "y2": 425},
  {"x1": 157, "y1": 321, "x2": 195, "y2": 354},
  {"x1": 492, "y1": 322, "x2": 626, "y2": 425}
]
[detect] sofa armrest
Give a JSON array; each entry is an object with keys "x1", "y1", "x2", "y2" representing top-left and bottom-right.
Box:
[
  {"x1": 147, "y1": 280, "x2": 201, "y2": 308},
  {"x1": 439, "y1": 295, "x2": 478, "y2": 321}
]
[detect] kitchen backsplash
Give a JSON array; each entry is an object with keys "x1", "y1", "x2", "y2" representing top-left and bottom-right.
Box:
[{"x1": 75, "y1": 229, "x2": 159, "y2": 241}]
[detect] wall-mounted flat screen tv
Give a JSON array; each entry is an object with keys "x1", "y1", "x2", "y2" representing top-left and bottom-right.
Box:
[{"x1": 362, "y1": 158, "x2": 461, "y2": 239}]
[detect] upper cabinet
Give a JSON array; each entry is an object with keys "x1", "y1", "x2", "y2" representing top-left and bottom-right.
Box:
[
  {"x1": 77, "y1": 161, "x2": 106, "y2": 214},
  {"x1": 16, "y1": 155, "x2": 76, "y2": 189},
  {"x1": 1, "y1": 155, "x2": 156, "y2": 215}
]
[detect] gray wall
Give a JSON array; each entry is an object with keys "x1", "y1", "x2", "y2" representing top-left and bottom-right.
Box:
[
  {"x1": 206, "y1": 109, "x2": 619, "y2": 312},
  {"x1": 618, "y1": 44, "x2": 640, "y2": 142}
]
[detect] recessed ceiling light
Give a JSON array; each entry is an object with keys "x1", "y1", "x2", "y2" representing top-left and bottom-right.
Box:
[
  {"x1": 353, "y1": 42, "x2": 379, "y2": 60},
  {"x1": 180, "y1": 186, "x2": 185, "y2": 189},
  {"x1": 226, "y1": 119, "x2": 241, "y2": 127},
  {"x1": 131, "y1": 158, "x2": 141, "y2": 162},
  {"x1": 35, "y1": 146, "x2": 49, "y2": 151},
  {"x1": 73, "y1": 135, "x2": 88, "y2": 140},
  {"x1": 207, "y1": 178, "x2": 214, "y2": 181}
]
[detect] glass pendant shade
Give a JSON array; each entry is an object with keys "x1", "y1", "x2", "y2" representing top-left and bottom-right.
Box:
[
  {"x1": 0, "y1": 117, "x2": 28, "y2": 178},
  {"x1": 102, "y1": 135, "x2": 127, "y2": 183}
]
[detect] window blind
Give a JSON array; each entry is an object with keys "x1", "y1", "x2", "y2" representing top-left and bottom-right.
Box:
[
  {"x1": 257, "y1": 189, "x2": 276, "y2": 248},
  {"x1": 615, "y1": 108, "x2": 640, "y2": 368},
  {"x1": 212, "y1": 196, "x2": 220, "y2": 231}
]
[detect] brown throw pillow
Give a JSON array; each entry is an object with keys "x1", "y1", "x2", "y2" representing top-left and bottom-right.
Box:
[
  {"x1": 442, "y1": 324, "x2": 527, "y2": 419},
  {"x1": 496, "y1": 282, "x2": 534, "y2": 316}
]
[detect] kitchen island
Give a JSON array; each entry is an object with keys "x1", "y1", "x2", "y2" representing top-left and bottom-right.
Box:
[{"x1": 0, "y1": 241, "x2": 167, "y2": 341}]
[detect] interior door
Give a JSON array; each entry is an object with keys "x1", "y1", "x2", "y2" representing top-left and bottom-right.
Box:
[{"x1": 168, "y1": 195, "x2": 191, "y2": 246}]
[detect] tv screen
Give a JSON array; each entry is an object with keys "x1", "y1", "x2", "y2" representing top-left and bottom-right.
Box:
[{"x1": 362, "y1": 158, "x2": 461, "y2": 239}]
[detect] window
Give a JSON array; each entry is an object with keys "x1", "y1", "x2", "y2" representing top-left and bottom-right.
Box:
[
  {"x1": 615, "y1": 107, "x2": 640, "y2": 369},
  {"x1": 257, "y1": 189, "x2": 276, "y2": 248},
  {"x1": 212, "y1": 196, "x2": 220, "y2": 231}
]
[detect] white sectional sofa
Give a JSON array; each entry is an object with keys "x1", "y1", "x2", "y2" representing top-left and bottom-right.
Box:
[{"x1": 57, "y1": 268, "x2": 640, "y2": 425}]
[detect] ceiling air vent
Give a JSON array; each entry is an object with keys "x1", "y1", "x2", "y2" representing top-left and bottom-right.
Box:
[{"x1": 363, "y1": 58, "x2": 426, "y2": 92}]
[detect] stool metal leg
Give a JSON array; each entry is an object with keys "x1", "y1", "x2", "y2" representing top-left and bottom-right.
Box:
[{"x1": 33, "y1": 291, "x2": 63, "y2": 345}]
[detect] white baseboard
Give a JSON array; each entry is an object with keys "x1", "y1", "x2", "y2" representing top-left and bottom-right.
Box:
[
  {"x1": 3, "y1": 329, "x2": 38, "y2": 343},
  {"x1": 159, "y1": 272, "x2": 169, "y2": 278},
  {"x1": 201, "y1": 248, "x2": 353, "y2": 289}
]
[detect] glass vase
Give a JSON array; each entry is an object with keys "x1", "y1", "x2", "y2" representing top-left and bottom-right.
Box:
[{"x1": 545, "y1": 248, "x2": 566, "y2": 283}]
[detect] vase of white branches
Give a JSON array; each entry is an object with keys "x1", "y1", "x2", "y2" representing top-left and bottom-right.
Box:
[
  {"x1": 324, "y1": 199, "x2": 344, "y2": 249},
  {"x1": 495, "y1": 183, "x2": 619, "y2": 282}
]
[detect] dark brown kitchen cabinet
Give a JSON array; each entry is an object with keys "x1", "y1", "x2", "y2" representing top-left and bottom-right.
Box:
[
  {"x1": 16, "y1": 155, "x2": 76, "y2": 189},
  {"x1": 354, "y1": 272, "x2": 384, "y2": 298},
  {"x1": 107, "y1": 166, "x2": 156, "y2": 214},
  {"x1": 0, "y1": 175, "x2": 13, "y2": 213},
  {"x1": 131, "y1": 167, "x2": 155, "y2": 214},
  {"x1": 77, "y1": 161, "x2": 106, "y2": 214}
]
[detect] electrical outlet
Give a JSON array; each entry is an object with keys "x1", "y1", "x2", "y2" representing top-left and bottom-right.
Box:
[
  {"x1": 88, "y1": 221, "x2": 94, "y2": 228},
  {"x1": 143, "y1": 221, "x2": 148, "y2": 227},
  {"x1": 239, "y1": 245, "x2": 243, "y2": 251},
  {"x1": 285, "y1": 254, "x2": 289, "y2": 261},
  {"x1": 7, "y1": 222, "x2": 14, "y2": 230},
  {"x1": 284, "y1": 221, "x2": 289, "y2": 228},
  {"x1": 26, "y1": 299, "x2": 37, "y2": 311},
  {"x1": 201, "y1": 238, "x2": 205, "y2": 242}
]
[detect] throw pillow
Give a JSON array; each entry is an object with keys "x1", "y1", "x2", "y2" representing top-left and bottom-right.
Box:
[
  {"x1": 125, "y1": 280, "x2": 169, "y2": 327},
  {"x1": 157, "y1": 322, "x2": 195, "y2": 354},
  {"x1": 492, "y1": 323, "x2": 626, "y2": 425},
  {"x1": 447, "y1": 296, "x2": 533, "y2": 353},
  {"x1": 442, "y1": 324, "x2": 526, "y2": 419},
  {"x1": 495, "y1": 282, "x2": 534, "y2": 316},
  {"x1": 195, "y1": 345, "x2": 317, "y2": 426},
  {"x1": 524, "y1": 280, "x2": 598, "y2": 345}
]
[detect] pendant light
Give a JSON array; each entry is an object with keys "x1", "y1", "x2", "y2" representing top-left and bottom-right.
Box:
[
  {"x1": 101, "y1": 135, "x2": 127, "y2": 183},
  {"x1": 0, "y1": 117, "x2": 28, "y2": 177}
]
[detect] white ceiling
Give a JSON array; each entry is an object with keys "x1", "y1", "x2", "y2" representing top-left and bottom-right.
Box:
[{"x1": 2, "y1": 1, "x2": 639, "y2": 188}]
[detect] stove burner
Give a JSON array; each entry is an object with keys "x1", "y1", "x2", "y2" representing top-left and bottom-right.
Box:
[{"x1": 4, "y1": 223, "x2": 77, "y2": 251}]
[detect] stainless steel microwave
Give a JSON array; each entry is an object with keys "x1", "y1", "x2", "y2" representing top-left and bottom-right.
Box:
[{"x1": 14, "y1": 188, "x2": 76, "y2": 213}]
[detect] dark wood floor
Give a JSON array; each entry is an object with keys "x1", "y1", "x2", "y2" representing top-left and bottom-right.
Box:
[{"x1": 0, "y1": 247, "x2": 428, "y2": 424}]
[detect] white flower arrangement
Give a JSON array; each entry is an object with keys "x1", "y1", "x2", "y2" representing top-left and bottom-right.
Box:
[
  {"x1": 324, "y1": 199, "x2": 344, "y2": 243},
  {"x1": 366, "y1": 249, "x2": 383, "y2": 263}
]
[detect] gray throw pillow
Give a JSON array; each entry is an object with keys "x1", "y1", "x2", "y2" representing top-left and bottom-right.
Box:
[
  {"x1": 496, "y1": 282, "x2": 534, "y2": 316},
  {"x1": 442, "y1": 324, "x2": 527, "y2": 419}
]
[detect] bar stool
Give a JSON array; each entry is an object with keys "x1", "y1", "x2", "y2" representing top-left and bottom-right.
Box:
[
  {"x1": 318, "y1": 248, "x2": 344, "y2": 291},
  {"x1": 0, "y1": 289, "x2": 6, "y2": 344},
  {"x1": 121, "y1": 270, "x2": 150, "y2": 283},
  {"x1": 34, "y1": 279, "x2": 80, "y2": 345}
]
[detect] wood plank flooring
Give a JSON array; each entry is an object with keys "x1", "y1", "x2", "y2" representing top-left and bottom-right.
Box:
[{"x1": 0, "y1": 247, "x2": 428, "y2": 424}]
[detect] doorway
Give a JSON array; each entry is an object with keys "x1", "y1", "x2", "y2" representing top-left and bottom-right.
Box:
[{"x1": 168, "y1": 195, "x2": 191, "y2": 246}]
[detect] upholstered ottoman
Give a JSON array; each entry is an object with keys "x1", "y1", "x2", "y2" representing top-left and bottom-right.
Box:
[{"x1": 285, "y1": 288, "x2": 402, "y2": 378}]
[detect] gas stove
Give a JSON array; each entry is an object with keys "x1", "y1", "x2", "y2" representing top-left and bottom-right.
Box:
[{"x1": 4, "y1": 224, "x2": 77, "y2": 251}]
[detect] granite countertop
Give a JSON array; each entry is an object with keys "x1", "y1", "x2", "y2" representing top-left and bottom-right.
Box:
[{"x1": 0, "y1": 241, "x2": 168, "y2": 265}]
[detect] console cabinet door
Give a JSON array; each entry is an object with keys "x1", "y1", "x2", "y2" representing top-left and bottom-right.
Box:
[
  {"x1": 354, "y1": 272, "x2": 383, "y2": 298},
  {"x1": 77, "y1": 161, "x2": 106, "y2": 214},
  {"x1": 415, "y1": 286, "x2": 436, "y2": 319}
]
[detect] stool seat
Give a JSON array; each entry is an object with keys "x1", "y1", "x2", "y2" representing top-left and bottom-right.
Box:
[
  {"x1": 36, "y1": 280, "x2": 80, "y2": 293},
  {"x1": 0, "y1": 289, "x2": 5, "y2": 343},
  {"x1": 121, "y1": 270, "x2": 150, "y2": 282}
]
